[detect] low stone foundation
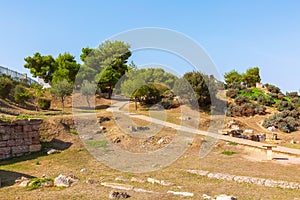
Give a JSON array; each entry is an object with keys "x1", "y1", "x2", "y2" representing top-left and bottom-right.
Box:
[{"x1": 0, "y1": 118, "x2": 43, "y2": 160}]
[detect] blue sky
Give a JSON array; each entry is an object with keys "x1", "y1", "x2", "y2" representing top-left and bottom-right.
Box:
[{"x1": 0, "y1": 0, "x2": 300, "y2": 92}]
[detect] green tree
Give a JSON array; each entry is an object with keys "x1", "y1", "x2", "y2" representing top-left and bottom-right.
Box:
[
  {"x1": 50, "y1": 80, "x2": 73, "y2": 112},
  {"x1": 242, "y1": 67, "x2": 261, "y2": 87},
  {"x1": 30, "y1": 82, "x2": 45, "y2": 111},
  {"x1": 52, "y1": 53, "x2": 80, "y2": 85},
  {"x1": 80, "y1": 80, "x2": 96, "y2": 108},
  {"x1": 183, "y1": 71, "x2": 216, "y2": 108},
  {"x1": 80, "y1": 47, "x2": 93, "y2": 62},
  {"x1": 24, "y1": 52, "x2": 56, "y2": 84},
  {"x1": 224, "y1": 70, "x2": 242, "y2": 86},
  {"x1": 14, "y1": 85, "x2": 30, "y2": 105},
  {"x1": 0, "y1": 75, "x2": 13, "y2": 99},
  {"x1": 120, "y1": 67, "x2": 178, "y2": 98},
  {"x1": 132, "y1": 83, "x2": 161, "y2": 109},
  {"x1": 80, "y1": 40, "x2": 131, "y2": 99}
]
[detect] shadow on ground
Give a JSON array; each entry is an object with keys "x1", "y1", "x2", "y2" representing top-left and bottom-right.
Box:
[{"x1": 0, "y1": 170, "x2": 35, "y2": 187}]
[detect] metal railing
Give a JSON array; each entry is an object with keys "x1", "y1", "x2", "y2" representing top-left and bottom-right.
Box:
[{"x1": 0, "y1": 66, "x2": 38, "y2": 85}]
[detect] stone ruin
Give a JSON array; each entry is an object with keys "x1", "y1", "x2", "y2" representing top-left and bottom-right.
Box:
[{"x1": 0, "y1": 118, "x2": 43, "y2": 160}]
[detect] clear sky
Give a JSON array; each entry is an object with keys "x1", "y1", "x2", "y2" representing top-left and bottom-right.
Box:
[{"x1": 0, "y1": 0, "x2": 300, "y2": 92}]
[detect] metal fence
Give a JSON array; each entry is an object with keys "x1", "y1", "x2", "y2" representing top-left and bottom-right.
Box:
[{"x1": 0, "y1": 65, "x2": 38, "y2": 85}]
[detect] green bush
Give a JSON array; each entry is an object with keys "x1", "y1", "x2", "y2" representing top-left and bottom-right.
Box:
[
  {"x1": 235, "y1": 95, "x2": 250, "y2": 106},
  {"x1": 37, "y1": 98, "x2": 51, "y2": 110},
  {"x1": 14, "y1": 85, "x2": 30, "y2": 104},
  {"x1": 0, "y1": 76, "x2": 13, "y2": 98},
  {"x1": 277, "y1": 101, "x2": 293, "y2": 111},
  {"x1": 262, "y1": 113, "x2": 300, "y2": 133},
  {"x1": 265, "y1": 84, "x2": 281, "y2": 94}
]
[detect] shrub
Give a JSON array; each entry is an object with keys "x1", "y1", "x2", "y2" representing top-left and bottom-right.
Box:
[
  {"x1": 235, "y1": 95, "x2": 250, "y2": 106},
  {"x1": 265, "y1": 84, "x2": 281, "y2": 94},
  {"x1": 226, "y1": 89, "x2": 239, "y2": 98},
  {"x1": 286, "y1": 92, "x2": 298, "y2": 99},
  {"x1": 14, "y1": 85, "x2": 30, "y2": 104},
  {"x1": 0, "y1": 76, "x2": 13, "y2": 98},
  {"x1": 37, "y1": 98, "x2": 51, "y2": 110},
  {"x1": 277, "y1": 101, "x2": 293, "y2": 111},
  {"x1": 262, "y1": 113, "x2": 299, "y2": 133}
]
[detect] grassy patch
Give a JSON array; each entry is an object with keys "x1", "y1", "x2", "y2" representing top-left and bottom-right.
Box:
[
  {"x1": 85, "y1": 139, "x2": 108, "y2": 148},
  {"x1": 221, "y1": 151, "x2": 236, "y2": 156},
  {"x1": 228, "y1": 141, "x2": 238, "y2": 146},
  {"x1": 27, "y1": 178, "x2": 53, "y2": 191},
  {"x1": 70, "y1": 129, "x2": 78, "y2": 135}
]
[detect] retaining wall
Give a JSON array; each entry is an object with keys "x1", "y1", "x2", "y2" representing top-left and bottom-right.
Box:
[{"x1": 0, "y1": 119, "x2": 43, "y2": 160}]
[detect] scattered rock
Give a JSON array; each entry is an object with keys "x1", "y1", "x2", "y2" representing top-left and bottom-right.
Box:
[
  {"x1": 215, "y1": 194, "x2": 237, "y2": 200},
  {"x1": 54, "y1": 174, "x2": 71, "y2": 187},
  {"x1": 178, "y1": 116, "x2": 192, "y2": 121},
  {"x1": 202, "y1": 194, "x2": 212, "y2": 199},
  {"x1": 113, "y1": 137, "x2": 122, "y2": 143},
  {"x1": 98, "y1": 116, "x2": 110, "y2": 123},
  {"x1": 147, "y1": 178, "x2": 174, "y2": 186},
  {"x1": 130, "y1": 177, "x2": 145, "y2": 183},
  {"x1": 16, "y1": 177, "x2": 30, "y2": 187},
  {"x1": 67, "y1": 174, "x2": 80, "y2": 185},
  {"x1": 42, "y1": 180, "x2": 54, "y2": 187},
  {"x1": 128, "y1": 126, "x2": 150, "y2": 132},
  {"x1": 109, "y1": 191, "x2": 130, "y2": 199},
  {"x1": 80, "y1": 168, "x2": 88, "y2": 173},
  {"x1": 115, "y1": 177, "x2": 129, "y2": 182},
  {"x1": 167, "y1": 190, "x2": 194, "y2": 197},
  {"x1": 47, "y1": 149, "x2": 61, "y2": 155}
]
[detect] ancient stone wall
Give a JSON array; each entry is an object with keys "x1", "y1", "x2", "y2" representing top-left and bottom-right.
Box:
[{"x1": 0, "y1": 119, "x2": 43, "y2": 160}]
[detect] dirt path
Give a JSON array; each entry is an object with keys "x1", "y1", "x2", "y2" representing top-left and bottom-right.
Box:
[{"x1": 107, "y1": 100, "x2": 300, "y2": 158}]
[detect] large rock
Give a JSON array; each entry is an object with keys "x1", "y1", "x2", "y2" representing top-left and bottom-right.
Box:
[{"x1": 54, "y1": 174, "x2": 71, "y2": 187}]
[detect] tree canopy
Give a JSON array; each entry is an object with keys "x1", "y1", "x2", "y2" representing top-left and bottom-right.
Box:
[
  {"x1": 24, "y1": 52, "x2": 80, "y2": 85},
  {"x1": 242, "y1": 67, "x2": 261, "y2": 87},
  {"x1": 224, "y1": 70, "x2": 242, "y2": 86},
  {"x1": 79, "y1": 40, "x2": 131, "y2": 98},
  {"x1": 120, "y1": 67, "x2": 178, "y2": 98}
]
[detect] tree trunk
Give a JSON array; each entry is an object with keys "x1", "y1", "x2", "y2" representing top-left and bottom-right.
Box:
[
  {"x1": 135, "y1": 98, "x2": 138, "y2": 110},
  {"x1": 61, "y1": 97, "x2": 64, "y2": 114},
  {"x1": 86, "y1": 96, "x2": 90, "y2": 108},
  {"x1": 108, "y1": 86, "x2": 112, "y2": 99}
]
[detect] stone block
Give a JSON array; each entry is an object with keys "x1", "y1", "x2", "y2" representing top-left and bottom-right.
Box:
[
  {"x1": 0, "y1": 147, "x2": 11, "y2": 155},
  {"x1": 0, "y1": 141, "x2": 7, "y2": 147},
  {"x1": 0, "y1": 133, "x2": 10, "y2": 140},
  {"x1": 29, "y1": 144, "x2": 41, "y2": 152},
  {"x1": 12, "y1": 145, "x2": 29, "y2": 154},
  {"x1": 23, "y1": 125, "x2": 32, "y2": 132}
]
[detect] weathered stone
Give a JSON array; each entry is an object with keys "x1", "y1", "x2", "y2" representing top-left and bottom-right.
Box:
[
  {"x1": 167, "y1": 190, "x2": 194, "y2": 197},
  {"x1": 11, "y1": 145, "x2": 29, "y2": 154},
  {"x1": 130, "y1": 177, "x2": 145, "y2": 183},
  {"x1": 29, "y1": 144, "x2": 41, "y2": 152},
  {"x1": 187, "y1": 170, "x2": 209, "y2": 176},
  {"x1": 0, "y1": 141, "x2": 7, "y2": 147},
  {"x1": 0, "y1": 147, "x2": 11, "y2": 155},
  {"x1": 109, "y1": 191, "x2": 130, "y2": 199},
  {"x1": 115, "y1": 177, "x2": 129, "y2": 182},
  {"x1": 54, "y1": 174, "x2": 71, "y2": 187},
  {"x1": 101, "y1": 182, "x2": 134, "y2": 191},
  {"x1": 47, "y1": 149, "x2": 61, "y2": 155},
  {"x1": 215, "y1": 194, "x2": 237, "y2": 200},
  {"x1": 80, "y1": 168, "x2": 88, "y2": 173}
]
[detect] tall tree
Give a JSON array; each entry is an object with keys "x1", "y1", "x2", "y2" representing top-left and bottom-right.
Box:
[
  {"x1": 80, "y1": 80, "x2": 96, "y2": 108},
  {"x1": 183, "y1": 71, "x2": 217, "y2": 108},
  {"x1": 242, "y1": 67, "x2": 261, "y2": 87},
  {"x1": 80, "y1": 40, "x2": 131, "y2": 99},
  {"x1": 52, "y1": 53, "x2": 80, "y2": 85},
  {"x1": 50, "y1": 79, "x2": 73, "y2": 113},
  {"x1": 24, "y1": 53, "x2": 56, "y2": 84},
  {"x1": 224, "y1": 70, "x2": 242, "y2": 86}
]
